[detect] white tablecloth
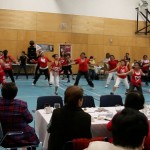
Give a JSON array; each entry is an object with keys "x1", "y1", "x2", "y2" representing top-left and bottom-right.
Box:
[{"x1": 35, "y1": 107, "x2": 118, "y2": 150}]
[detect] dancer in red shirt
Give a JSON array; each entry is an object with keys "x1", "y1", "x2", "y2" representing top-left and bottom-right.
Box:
[
  {"x1": 0, "y1": 60, "x2": 6, "y2": 85},
  {"x1": 50, "y1": 54, "x2": 61, "y2": 95},
  {"x1": 32, "y1": 51, "x2": 51, "y2": 86},
  {"x1": 141, "y1": 55, "x2": 149, "y2": 86},
  {"x1": 73, "y1": 52, "x2": 94, "y2": 88},
  {"x1": 108, "y1": 60, "x2": 129, "y2": 95},
  {"x1": 118, "y1": 62, "x2": 146, "y2": 93},
  {"x1": 2, "y1": 50, "x2": 17, "y2": 83},
  {"x1": 105, "y1": 55, "x2": 118, "y2": 88},
  {"x1": 59, "y1": 51, "x2": 70, "y2": 82}
]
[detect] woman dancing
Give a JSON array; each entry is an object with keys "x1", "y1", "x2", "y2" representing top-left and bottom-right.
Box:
[
  {"x1": 50, "y1": 54, "x2": 61, "y2": 95},
  {"x1": 2, "y1": 50, "x2": 17, "y2": 83},
  {"x1": 108, "y1": 60, "x2": 129, "y2": 95},
  {"x1": 32, "y1": 51, "x2": 51, "y2": 86},
  {"x1": 105, "y1": 55, "x2": 118, "y2": 88},
  {"x1": 118, "y1": 62, "x2": 146, "y2": 93},
  {"x1": 73, "y1": 52, "x2": 94, "y2": 88}
]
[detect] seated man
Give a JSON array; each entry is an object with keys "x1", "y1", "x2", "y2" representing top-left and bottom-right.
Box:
[
  {"x1": 47, "y1": 86, "x2": 92, "y2": 150},
  {"x1": 0, "y1": 83, "x2": 39, "y2": 150},
  {"x1": 85, "y1": 108, "x2": 149, "y2": 150}
]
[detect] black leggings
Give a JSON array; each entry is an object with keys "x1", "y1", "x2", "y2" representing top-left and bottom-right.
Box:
[
  {"x1": 62, "y1": 66, "x2": 69, "y2": 79},
  {"x1": 74, "y1": 71, "x2": 94, "y2": 87},
  {"x1": 16, "y1": 65, "x2": 28, "y2": 79},
  {"x1": 4, "y1": 70, "x2": 15, "y2": 83},
  {"x1": 33, "y1": 68, "x2": 50, "y2": 84},
  {"x1": 34, "y1": 65, "x2": 39, "y2": 77},
  {"x1": 142, "y1": 70, "x2": 149, "y2": 84},
  {"x1": 129, "y1": 84, "x2": 143, "y2": 93}
]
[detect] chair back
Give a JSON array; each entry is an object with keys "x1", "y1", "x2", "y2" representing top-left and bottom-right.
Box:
[
  {"x1": 82, "y1": 96, "x2": 95, "y2": 108},
  {"x1": 100, "y1": 95, "x2": 123, "y2": 107},
  {"x1": 36, "y1": 96, "x2": 63, "y2": 110}
]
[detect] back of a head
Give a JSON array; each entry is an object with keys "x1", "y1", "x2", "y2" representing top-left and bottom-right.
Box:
[
  {"x1": 125, "y1": 91, "x2": 144, "y2": 110},
  {"x1": 112, "y1": 108, "x2": 149, "y2": 149},
  {"x1": 1, "y1": 83, "x2": 18, "y2": 100},
  {"x1": 64, "y1": 86, "x2": 83, "y2": 108}
]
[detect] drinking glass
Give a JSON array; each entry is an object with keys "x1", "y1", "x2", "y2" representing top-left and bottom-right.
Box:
[
  {"x1": 54, "y1": 103, "x2": 60, "y2": 109},
  {"x1": 115, "y1": 105, "x2": 122, "y2": 113}
]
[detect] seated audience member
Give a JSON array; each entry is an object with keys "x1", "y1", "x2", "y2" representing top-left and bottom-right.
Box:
[
  {"x1": 0, "y1": 83, "x2": 39, "y2": 150},
  {"x1": 107, "y1": 91, "x2": 150, "y2": 150},
  {"x1": 85, "y1": 108, "x2": 149, "y2": 150},
  {"x1": 47, "y1": 86, "x2": 92, "y2": 150}
]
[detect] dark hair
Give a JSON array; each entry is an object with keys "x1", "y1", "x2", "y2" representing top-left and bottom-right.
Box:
[
  {"x1": 89, "y1": 56, "x2": 94, "y2": 59},
  {"x1": 120, "y1": 59, "x2": 126, "y2": 63},
  {"x1": 125, "y1": 91, "x2": 144, "y2": 110},
  {"x1": 22, "y1": 51, "x2": 25, "y2": 54},
  {"x1": 112, "y1": 108, "x2": 149, "y2": 149},
  {"x1": 64, "y1": 86, "x2": 83, "y2": 107},
  {"x1": 134, "y1": 62, "x2": 141, "y2": 67},
  {"x1": 110, "y1": 55, "x2": 114, "y2": 58},
  {"x1": 1, "y1": 83, "x2": 18, "y2": 100},
  {"x1": 3, "y1": 50, "x2": 8, "y2": 59},
  {"x1": 29, "y1": 40, "x2": 35, "y2": 46},
  {"x1": 52, "y1": 54, "x2": 58, "y2": 58},
  {"x1": 80, "y1": 52, "x2": 86, "y2": 56}
]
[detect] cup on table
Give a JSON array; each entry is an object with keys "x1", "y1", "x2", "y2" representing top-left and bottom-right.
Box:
[
  {"x1": 44, "y1": 103, "x2": 52, "y2": 114},
  {"x1": 54, "y1": 103, "x2": 60, "y2": 109},
  {"x1": 115, "y1": 105, "x2": 122, "y2": 113}
]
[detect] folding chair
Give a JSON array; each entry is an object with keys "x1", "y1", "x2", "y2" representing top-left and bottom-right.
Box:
[
  {"x1": 100, "y1": 95, "x2": 123, "y2": 107},
  {"x1": 0, "y1": 122, "x2": 38, "y2": 150},
  {"x1": 36, "y1": 96, "x2": 63, "y2": 110},
  {"x1": 82, "y1": 96, "x2": 95, "y2": 108}
]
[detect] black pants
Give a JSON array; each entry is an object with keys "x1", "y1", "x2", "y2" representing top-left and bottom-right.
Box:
[
  {"x1": 129, "y1": 84, "x2": 143, "y2": 93},
  {"x1": 74, "y1": 71, "x2": 94, "y2": 87},
  {"x1": 89, "y1": 69, "x2": 96, "y2": 80},
  {"x1": 67, "y1": 65, "x2": 73, "y2": 75},
  {"x1": 33, "y1": 68, "x2": 50, "y2": 84},
  {"x1": 4, "y1": 70, "x2": 15, "y2": 83},
  {"x1": 16, "y1": 65, "x2": 28, "y2": 79},
  {"x1": 142, "y1": 70, "x2": 149, "y2": 84},
  {"x1": 63, "y1": 66, "x2": 69, "y2": 79}
]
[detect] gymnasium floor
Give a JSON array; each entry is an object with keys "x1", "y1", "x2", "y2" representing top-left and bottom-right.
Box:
[{"x1": 4, "y1": 75, "x2": 150, "y2": 149}]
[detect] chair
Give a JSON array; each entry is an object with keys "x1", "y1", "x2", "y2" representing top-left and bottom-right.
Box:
[
  {"x1": 0, "y1": 122, "x2": 37, "y2": 150},
  {"x1": 100, "y1": 95, "x2": 123, "y2": 107},
  {"x1": 36, "y1": 96, "x2": 63, "y2": 110},
  {"x1": 82, "y1": 96, "x2": 95, "y2": 108}
]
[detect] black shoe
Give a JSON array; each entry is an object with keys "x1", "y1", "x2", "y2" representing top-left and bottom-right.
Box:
[
  {"x1": 67, "y1": 80, "x2": 70, "y2": 83},
  {"x1": 146, "y1": 82, "x2": 149, "y2": 86},
  {"x1": 110, "y1": 92, "x2": 114, "y2": 95}
]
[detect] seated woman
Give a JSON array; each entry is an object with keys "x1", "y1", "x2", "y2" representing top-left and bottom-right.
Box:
[
  {"x1": 0, "y1": 83, "x2": 39, "y2": 150},
  {"x1": 107, "y1": 91, "x2": 150, "y2": 150},
  {"x1": 47, "y1": 86, "x2": 92, "y2": 150},
  {"x1": 85, "y1": 108, "x2": 149, "y2": 150}
]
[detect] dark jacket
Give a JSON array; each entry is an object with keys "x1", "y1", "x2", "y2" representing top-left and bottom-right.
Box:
[
  {"x1": 0, "y1": 98, "x2": 39, "y2": 147},
  {"x1": 47, "y1": 105, "x2": 92, "y2": 150}
]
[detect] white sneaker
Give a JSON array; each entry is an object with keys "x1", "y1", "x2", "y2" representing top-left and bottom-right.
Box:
[
  {"x1": 105, "y1": 85, "x2": 108, "y2": 88},
  {"x1": 32, "y1": 83, "x2": 35, "y2": 86},
  {"x1": 91, "y1": 87, "x2": 95, "y2": 90}
]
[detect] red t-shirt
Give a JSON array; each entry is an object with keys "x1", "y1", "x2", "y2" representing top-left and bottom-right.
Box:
[
  {"x1": 38, "y1": 57, "x2": 51, "y2": 69},
  {"x1": 51, "y1": 61, "x2": 61, "y2": 72},
  {"x1": 117, "y1": 66, "x2": 128, "y2": 79},
  {"x1": 131, "y1": 69, "x2": 142, "y2": 86},
  {"x1": 108, "y1": 60, "x2": 118, "y2": 71},
  {"x1": 59, "y1": 57, "x2": 67, "y2": 66},
  {"x1": 75, "y1": 58, "x2": 89, "y2": 72},
  {"x1": 141, "y1": 60, "x2": 149, "y2": 71}
]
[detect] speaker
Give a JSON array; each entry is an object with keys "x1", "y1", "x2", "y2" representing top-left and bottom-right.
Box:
[{"x1": 28, "y1": 47, "x2": 37, "y2": 64}]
